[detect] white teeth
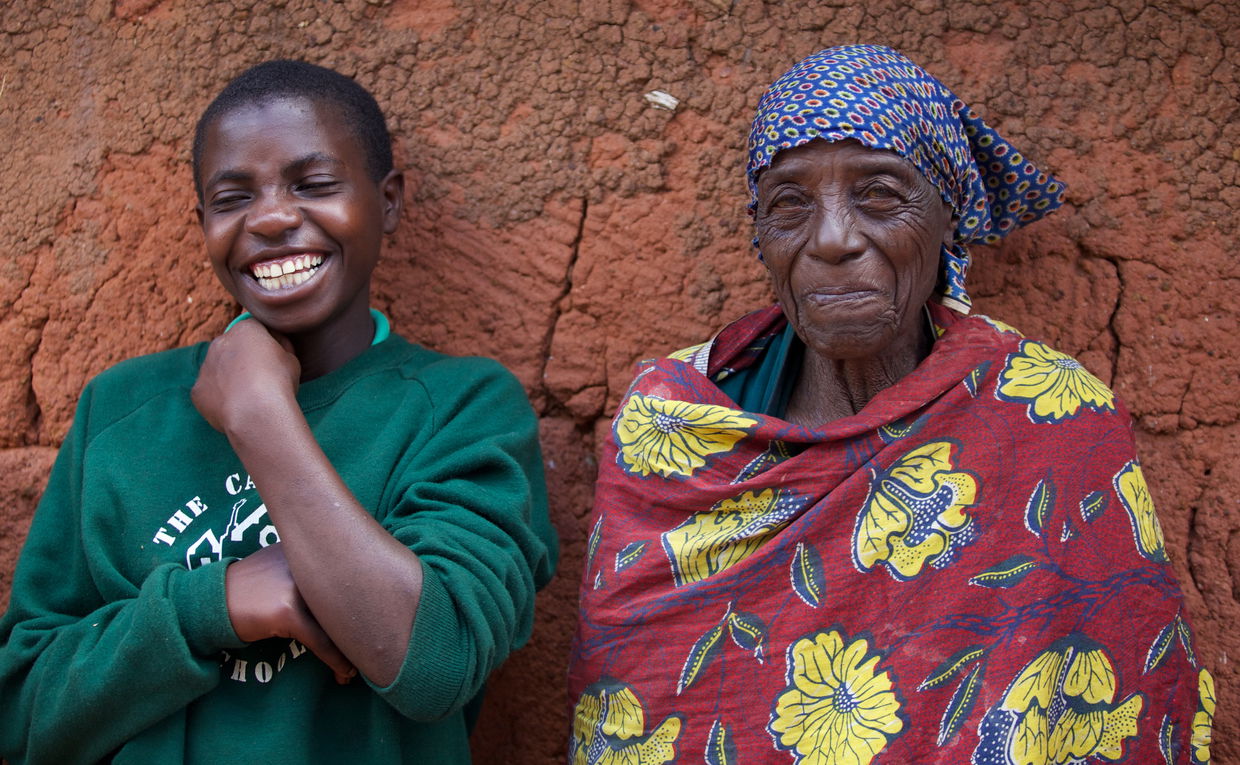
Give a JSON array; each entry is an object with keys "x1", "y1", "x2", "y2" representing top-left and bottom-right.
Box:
[{"x1": 251, "y1": 255, "x2": 323, "y2": 290}]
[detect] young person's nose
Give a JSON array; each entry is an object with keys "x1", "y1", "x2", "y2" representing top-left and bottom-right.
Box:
[{"x1": 245, "y1": 189, "x2": 303, "y2": 239}]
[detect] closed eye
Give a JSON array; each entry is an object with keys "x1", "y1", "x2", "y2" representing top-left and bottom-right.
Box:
[
  {"x1": 296, "y1": 180, "x2": 341, "y2": 195},
  {"x1": 208, "y1": 192, "x2": 250, "y2": 211}
]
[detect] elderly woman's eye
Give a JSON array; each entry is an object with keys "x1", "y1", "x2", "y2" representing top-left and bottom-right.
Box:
[
  {"x1": 862, "y1": 184, "x2": 899, "y2": 200},
  {"x1": 768, "y1": 191, "x2": 808, "y2": 210}
]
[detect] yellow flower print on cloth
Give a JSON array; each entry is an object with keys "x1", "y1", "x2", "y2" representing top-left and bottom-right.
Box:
[
  {"x1": 853, "y1": 440, "x2": 980, "y2": 580},
  {"x1": 977, "y1": 314, "x2": 1025, "y2": 337},
  {"x1": 1113, "y1": 459, "x2": 1169, "y2": 562},
  {"x1": 1192, "y1": 668, "x2": 1214, "y2": 764},
  {"x1": 662, "y1": 488, "x2": 807, "y2": 587},
  {"x1": 570, "y1": 679, "x2": 682, "y2": 765},
  {"x1": 666, "y1": 342, "x2": 706, "y2": 363},
  {"x1": 768, "y1": 628, "x2": 906, "y2": 765},
  {"x1": 973, "y1": 634, "x2": 1143, "y2": 764},
  {"x1": 995, "y1": 340, "x2": 1116, "y2": 424},
  {"x1": 615, "y1": 393, "x2": 758, "y2": 479}
]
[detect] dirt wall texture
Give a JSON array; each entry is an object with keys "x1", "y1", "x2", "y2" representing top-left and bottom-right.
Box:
[{"x1": 1, "y1": 0, "x2": 1237, "y2": 761}]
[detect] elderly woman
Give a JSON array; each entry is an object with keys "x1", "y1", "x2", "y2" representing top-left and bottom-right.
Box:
[{"x1": 568, "y1": 46, "x2": 1212, "y2": 764}]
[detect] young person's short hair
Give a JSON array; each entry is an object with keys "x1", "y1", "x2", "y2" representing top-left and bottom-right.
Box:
[{"x1": 191, "y1": 59, "x2": 394, "y2": 197}]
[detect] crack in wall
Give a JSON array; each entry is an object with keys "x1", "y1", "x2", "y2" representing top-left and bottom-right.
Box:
[
  {"x1": 23, "y1": 315, "x2": 48, "y2": 448},
  {"x1": 1105, "y1": 266, "x2": 1123, "y2": 386},
  {"x1": 1179, "y1": 367, "x2": 1195, "y2": 419},
  {"x1": 1228, "y1": 527, "x2": 1240, "y2": 603},
  {"x1": 1187, "y1": 497, "x2": 1206, "y2": 598},
  {"x1": 9, "y1": 261, "x2": 37, "y2": 312},
  {"x1": 1088, "y1": 252, "x2": 1124, "y2": 386},
  {"x1": 537, "y1": 196, "x2": 587, "y2": 412}
]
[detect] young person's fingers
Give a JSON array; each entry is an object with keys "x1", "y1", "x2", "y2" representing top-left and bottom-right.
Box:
[
  {"x1": 265, "y1": 327, "x2": 296, "y2": 356},
  {"x1": 288, "y1": 615, "x2": 358, "y2": 684},
  {"x1": 225, "y1": 545, "x2": 289, "y2": 643},
  {"x1": 192, "y1": 320, "x2": 301, "y2": 433},
  {"x1": 224, "y1": 319, "x2": 299, "y2": 378},
  {"x1": 224, "y1": 544, "x2": 314, "y2": 641},
  {"x1": 224, "y1": 544, "x2": 357, "y2": 683}
]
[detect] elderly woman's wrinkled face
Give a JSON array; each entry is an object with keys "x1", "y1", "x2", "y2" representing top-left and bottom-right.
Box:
[{"x1": 755, "y1": 139, "x2": 954, "y2": 361}]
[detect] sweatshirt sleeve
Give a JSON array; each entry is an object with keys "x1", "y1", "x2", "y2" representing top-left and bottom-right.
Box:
[
  {"x1": 0, "y1": 381, "x2": 245, "y2": 764},
  {"x1": 370, "y1": 358, "x2": 556, "y2": 721}
]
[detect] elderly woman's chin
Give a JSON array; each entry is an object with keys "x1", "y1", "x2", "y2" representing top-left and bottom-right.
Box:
[
  {"x1": 787, "y1": 294, "x2": 924, "y2": 361},
  {"x1": 797, "y1": 319, "x2": 896, "y2": 361}
]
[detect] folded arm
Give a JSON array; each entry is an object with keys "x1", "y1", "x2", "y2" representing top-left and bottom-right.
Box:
[
  {"x1": 193, "y1": 320, "x2": 555, "y2": 712},
  {"x1": 0, "y1": 387, "x2": 242, "y2": 763},
  {"x1": 193, "y1": 320, "x2": 422, "y2": 687}
]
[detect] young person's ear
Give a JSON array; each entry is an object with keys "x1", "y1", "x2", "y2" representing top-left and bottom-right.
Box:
[{"x1": 380, "y1": 170, "x2": 404, "y2": 234}]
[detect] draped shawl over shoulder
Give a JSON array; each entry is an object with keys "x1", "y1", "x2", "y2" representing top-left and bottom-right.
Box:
[{"x1": 568, "y1": 304, "x2": 1210, "y2": 764}]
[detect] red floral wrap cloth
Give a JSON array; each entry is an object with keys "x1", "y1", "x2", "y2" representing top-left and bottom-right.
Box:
[{"x1": 568, "y1": 303, "x2": 1212, "y2": 764}]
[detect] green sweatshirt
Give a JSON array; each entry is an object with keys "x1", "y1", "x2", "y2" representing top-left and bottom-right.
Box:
[{"x1": 0, "y1": 331, "x2": 557, "y2": 764}]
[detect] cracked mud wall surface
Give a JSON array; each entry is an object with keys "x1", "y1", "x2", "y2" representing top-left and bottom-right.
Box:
[{"x1": 1, "y1": 0, "x2": 1237, "y2": 760}]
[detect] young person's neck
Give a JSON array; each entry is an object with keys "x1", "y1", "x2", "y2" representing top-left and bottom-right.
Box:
[{"x1": 290, "y1": 301, "x2": 375, "y2": 382}]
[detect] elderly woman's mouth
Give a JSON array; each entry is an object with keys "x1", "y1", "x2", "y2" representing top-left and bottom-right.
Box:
[{"x1": 804, "y1": 288, "x2": 883, "y2": 305}]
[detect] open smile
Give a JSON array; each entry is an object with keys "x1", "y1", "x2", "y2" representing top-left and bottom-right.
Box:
[{"x1": 249, "y1": 253, "x2": 326, "y2": 292}]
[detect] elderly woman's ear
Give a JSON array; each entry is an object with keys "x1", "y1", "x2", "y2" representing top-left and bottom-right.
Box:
[{"x1": 944, "y1": 214, "x2": 959, "y2": 249}]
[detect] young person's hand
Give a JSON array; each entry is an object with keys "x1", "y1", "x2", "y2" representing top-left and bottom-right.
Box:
[
  {"x1": 194, "y1": 317, "x2": 423, "y2": 687},
  {"x1": 192, "y1": 319, "x2": 301, "y2": 434},
  {"x1": 224, "y1": 542, "x2": 357, "y2": 684}
]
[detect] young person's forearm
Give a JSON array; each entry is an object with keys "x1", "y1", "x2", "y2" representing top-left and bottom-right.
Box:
[{"x1": 223, "y1": 396, "x2": 421, "y2": 687}]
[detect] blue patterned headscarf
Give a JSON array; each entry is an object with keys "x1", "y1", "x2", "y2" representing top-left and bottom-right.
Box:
[{"x1": 747, "y1": 44, "x2": 1065, "y2": 313}]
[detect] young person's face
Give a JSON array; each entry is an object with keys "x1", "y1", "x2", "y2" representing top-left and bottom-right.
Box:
[{"x1": 196, "y1": 97, "x2": 402, "y2": 341}]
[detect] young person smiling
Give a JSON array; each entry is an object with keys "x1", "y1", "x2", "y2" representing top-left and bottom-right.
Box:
[{"x1": 0, "y1": 61, "x2": 557, "y2": 764}]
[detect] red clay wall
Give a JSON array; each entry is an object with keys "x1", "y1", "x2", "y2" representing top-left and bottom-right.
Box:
[{"x1": 2, "y1": 0, "x2": 1236, "y2": 761}]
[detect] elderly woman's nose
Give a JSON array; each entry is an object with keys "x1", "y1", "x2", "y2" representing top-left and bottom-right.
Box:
[{"x1": 806, "y1": 205, "x2": 865, "y2": 262}]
